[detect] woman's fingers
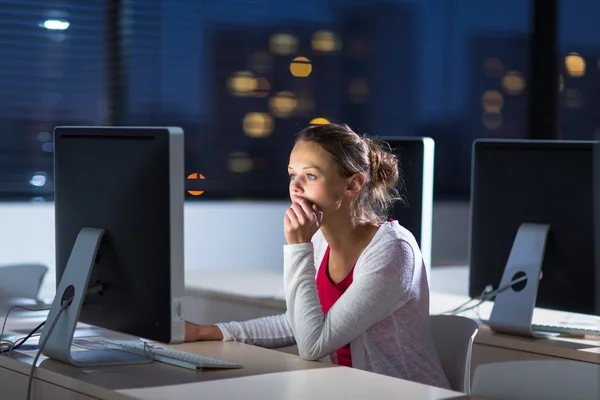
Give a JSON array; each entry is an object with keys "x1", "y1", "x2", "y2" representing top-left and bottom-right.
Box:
[
  {"x1": 285, "y1": 206, "x2": 298, "y2": 227},
  {"x1": 290, "y1": 202, "x2": 307, "y2": 225}
]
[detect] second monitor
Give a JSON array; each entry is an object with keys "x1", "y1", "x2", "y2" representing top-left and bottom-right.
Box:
[
  {"x1": 469, "y1": 139, "x2": 598, "y2": 317},
  {"x1": 378, "y1": 136, "x2": 434, "y2": 273}
]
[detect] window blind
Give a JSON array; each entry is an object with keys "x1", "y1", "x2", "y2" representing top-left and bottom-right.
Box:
[{"x1": 0, "y1": 0, "x2": 108, "y2": 201}]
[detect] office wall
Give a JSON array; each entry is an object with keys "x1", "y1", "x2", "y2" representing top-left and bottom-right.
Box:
[{"x1": 0, "y1": 200, "x2": 469, "y2": 280}]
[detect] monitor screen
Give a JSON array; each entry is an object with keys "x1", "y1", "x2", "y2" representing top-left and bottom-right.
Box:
[
  {"x1": 469, "y1": 139, "x2": 597, "y2": 316},
  {"x1": 53, "y1": 126, "x2": 185, "y2": 344},
  {"x1": 378, "y1": 137, "x2": 434, "y2": 270}
]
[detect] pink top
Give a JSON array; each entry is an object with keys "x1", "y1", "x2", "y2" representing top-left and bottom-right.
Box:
[{"x1": 316, "y1": 245, "x2": 354, "y2": 367}]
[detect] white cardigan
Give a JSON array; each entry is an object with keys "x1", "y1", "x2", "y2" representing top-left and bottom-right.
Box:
[{"x1": 216, "y1": 220, "x2": 450, "y2": 389}]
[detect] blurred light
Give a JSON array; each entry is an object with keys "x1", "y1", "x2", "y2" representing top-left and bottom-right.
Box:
[
  {"x1": 311, "y1": 31, "x2": 339, "y2": 53},
  {"x1": 564, "y1": 88, "x2": 583, "y2": 108},
  {"x1": 251, "y1": 51, "x2": 272, "y2": 74},
  {"x1": 290, "y1": 56, "x2": 312, "y2": 78},
  {"x1": 565, "y1": 53, "x2": 585, "y2": 77},
  {"x1": 269, "y1": 91, "x2": 297, "y2": 118},
  {"x1": 228, "y1": 71, "x2": 257, "y2": 97},
  {"x1": 227, "y1": 152, "x2": 254, "y2": 173},
  {"x1": 481, "y1": 90, "x2": 503, "y2": 113},
  {"x1": 309, "y1": 117, "x2": 330, "y2": 125},
  {"x1": 251, "y1": 77, "x2": 270, "y2": 98},
  {"x1": 482, "y1": 112, "x2": 503, "y2": 130},
  {"x1": 483, "y1": 58, "x2": 504, "y2": 77},
  {"x1": 502, "y1": 71, "x2": 525, "y2": 95},
  {"x1": 29, "y1": 172, "x2": 47, "y2": 187},
  {"x1": 243, "y1": 113, "x2": 274, "y2": 137},
  {"x1": 269, "y1": 33, "x2": 298, "y2": 55},
  {"x1": 42, "y1": 142, "x2": 53, "y2": 153},
  {"x1": 40, "y1": 19, "x2": 70, "y2": 30},
  {"x1": 37, "y1": 132, "x2": 51, "y2": 142},
  {"x1": 31, "y1": 197, "x2": 46, "y2": 203},
  {"x1": 348, "y1": 78, "x2": 369, "y2": 103}
]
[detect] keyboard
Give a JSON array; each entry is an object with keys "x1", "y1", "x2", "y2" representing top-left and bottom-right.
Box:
[
  {"x1": 531, "y1": 324, "x2": 600, "y2": 337},
  {"x1": 100, "y1": 339, "x2": 243, "y2": 370}
]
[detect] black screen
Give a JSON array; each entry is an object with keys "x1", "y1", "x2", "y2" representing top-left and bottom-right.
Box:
[
  {"x1": 379, "y1": 137, "x2": 428, "y2": 248},
  {"x1": 469, "y1": 140, "x2": 597, "y2": 315},
  {"x1": 54, "y1": 127, "x2": 176, "y2": 342}
]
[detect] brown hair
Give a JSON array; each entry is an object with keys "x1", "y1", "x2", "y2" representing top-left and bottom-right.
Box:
[{"x1": 295, "y1": 123, "x2": 404, "y2": 225}]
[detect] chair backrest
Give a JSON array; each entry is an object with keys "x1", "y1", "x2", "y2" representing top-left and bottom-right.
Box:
[
  {"x1": 0, "y1": 264, "x2": 48, "y2": 300},
  {"x1": 471, "y1": 360, "x2": 600, "y2": 400},
  {"x1": 430, "y1": 314, "x2": 478, "y2": 393}
]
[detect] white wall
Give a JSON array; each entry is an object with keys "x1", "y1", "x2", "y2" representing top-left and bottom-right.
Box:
[
  {"x1": 0, "y1": 201, "x2": 470, "y2": 297},
  {"x1": 431, "y1": 201, "x2": 470, "y2": 266}
]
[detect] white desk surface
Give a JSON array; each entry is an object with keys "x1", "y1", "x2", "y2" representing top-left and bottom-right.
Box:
[
  {"x1": 119, "y1": 367, "x2": 466, "y2": 400},
  {"x1": 0, "y1": 314, "x2": 469, "y2": 400}
]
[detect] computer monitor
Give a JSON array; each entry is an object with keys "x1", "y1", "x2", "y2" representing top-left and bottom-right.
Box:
[
  {"x1": 39, "y1": 126, "x2": 186, "y2": 368},
  {"x1": 377, "y1": 137, "x2": 434, "y2": 273},
  {"x1": 594, "y1": 138, "x2": 600, "y2": 320},
  {"x1": 469, "y1": 139, "x2": 597, "y2": 317}
]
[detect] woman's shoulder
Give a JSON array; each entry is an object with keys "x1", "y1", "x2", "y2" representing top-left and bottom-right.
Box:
[
  {"x1": 360, "y1": 220, "x2": 422, "y2": 268},
  {"x1": 373, "y1": 220, "x2": 419, "y2": 248}
]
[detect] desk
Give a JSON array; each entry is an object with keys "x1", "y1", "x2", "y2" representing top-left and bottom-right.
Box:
[
  {"x1": 430, "y1": 291, "x2": 600, "y2": 368},
  {"x1": 0, "y1": 314, "x2": 470, "y2": 399}
]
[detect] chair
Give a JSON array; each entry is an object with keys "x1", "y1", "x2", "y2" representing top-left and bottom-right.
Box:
[
  {"x1": 430, "y1": 314, "x2": 479, "y2": 393},
  {"x1": 471, "y1": 360, "x2": 600, "y2": 400},
  {"x1": 0, "y1": 263, "x2": 48, "y2": 300}
]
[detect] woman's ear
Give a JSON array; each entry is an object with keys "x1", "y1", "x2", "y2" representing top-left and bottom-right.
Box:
[{"x1": 345, "y1": 172, "x2": 367, "y2": 197}]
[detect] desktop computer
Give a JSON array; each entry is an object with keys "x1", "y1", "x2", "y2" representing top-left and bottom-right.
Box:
[
  {"x1": 378, "y1": 137, "x2": 434, "y2": 273},
  {"x1": 39, "y1": 126, "x2": 187, "y2": 367},
  {"x1": 469, "y1": 139, "x2": 598, "y2": 337}
]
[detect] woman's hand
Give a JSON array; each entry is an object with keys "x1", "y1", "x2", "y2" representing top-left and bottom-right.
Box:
[
  {"x1": 284, "y1": 196, "x2": 323, "y2": 245},
  {"x1": 184, "y1": 321, "x2": 223, "y2": 342}
]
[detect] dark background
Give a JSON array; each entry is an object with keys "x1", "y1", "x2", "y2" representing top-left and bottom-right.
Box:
[{"x1": 1, "y1": 0, "x2": 597, "y2": 202}]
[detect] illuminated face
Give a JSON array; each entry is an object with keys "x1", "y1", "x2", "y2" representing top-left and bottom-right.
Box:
[{"x1": 287, "y1": 140, "x2": 347, "y2": 212}]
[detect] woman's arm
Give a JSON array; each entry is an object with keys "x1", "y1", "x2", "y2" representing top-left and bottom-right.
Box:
[
  {"x1": 212, "y1": 312, "x2": 296, "y2": 348},
  {"x1": 283, "y1": 238, "x2": 416, "y2": 360}
]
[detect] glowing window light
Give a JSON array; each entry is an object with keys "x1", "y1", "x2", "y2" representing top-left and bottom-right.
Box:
[
  {"x1": 481, "y1": 90, "x2": 504, "y2": 113},
  {"x1": 290, "y1": 57, "x2": 312, "y2": 78},
  {"x1": 309, "y1": 117, "x2": 330, "y2": 125},
  {"x1": 565, "y1": 53, "x2": 585, "y2": 77},
  {"x1": 40, "y1": 19, "x2": 70, "y2": 30}
]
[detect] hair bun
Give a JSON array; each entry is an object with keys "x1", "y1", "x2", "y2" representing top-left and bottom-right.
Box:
[{"x1": 363, "y1": 137, "x2": 399, "y2": 190}]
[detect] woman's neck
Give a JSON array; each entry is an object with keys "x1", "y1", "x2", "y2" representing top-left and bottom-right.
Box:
[{"x1": 319, "y1": 212, "x2": 379, "y2": 259}]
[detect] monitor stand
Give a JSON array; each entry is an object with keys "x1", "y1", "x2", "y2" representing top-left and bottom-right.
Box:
[
  {"x1": 39, "y1": 227, "x2": 153, "y2": 367},
  {"x1": 487, "y1": 223, "x2": 556, "y2": 338}
]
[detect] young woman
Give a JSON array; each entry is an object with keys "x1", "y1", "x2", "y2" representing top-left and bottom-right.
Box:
[{"x1": 185, "y1": 123, "x2": 450, "y2": 389}]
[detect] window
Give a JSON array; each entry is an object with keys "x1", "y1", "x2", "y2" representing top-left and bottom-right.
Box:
[
  {"x1": 0, "y1": 0, "x2": 108, "y2": 201},
  {"x1": 2, "y1": 0, "x2": 541, "y2": 201},
  {"x1": 123, "y1": 0, "x2": 534, "y2": 200},
  {"x1": 557, "y1": 0, "x2": 600, "y2": 140}
]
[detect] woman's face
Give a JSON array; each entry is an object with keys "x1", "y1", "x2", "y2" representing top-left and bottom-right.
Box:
[{"x1": 287, "y1": 140, "x2": 347, "y2": 213}]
